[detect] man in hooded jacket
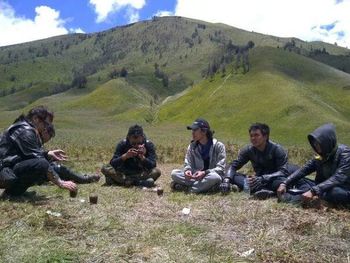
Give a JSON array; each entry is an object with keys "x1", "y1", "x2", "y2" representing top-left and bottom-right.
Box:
[{"x1": 277, "y1": 123, "x2": 350, "y2": 207}]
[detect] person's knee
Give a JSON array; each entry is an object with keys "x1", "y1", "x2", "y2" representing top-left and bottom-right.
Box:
[
  {"x1": 171, "y1": 169, "x2": 183, "y2": 180},
  {"x1": 34, "y1": 158, "x2": 50, "y2": 174},
  {"x1": 151, "y1": 168, "x2": 161, "y2": 181},
  {"x1": 323, "y1": 187, "x2": 349, "y2": 203},
  {"x1": 101, "y1": 164, "x2": 116, "y2": 177},
  {"x1": 206, "y1": 172, "x2": 222, "y2": 184}
]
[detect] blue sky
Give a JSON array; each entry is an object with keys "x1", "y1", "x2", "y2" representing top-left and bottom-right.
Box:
[{"x1": 0, "y1": 0, "x2": 349, "y2": 48}]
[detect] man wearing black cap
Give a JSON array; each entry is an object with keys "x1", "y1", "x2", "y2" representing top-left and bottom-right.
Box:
[
  {"x1": 101, "y1": 124, "x2": 161, "y2": 187},
  {"x1": 170, "y1": 118, "x2": 226, "y2": 193},
  {"x1": 277, "y1": 123, "x2": 350, "y2": 208}
]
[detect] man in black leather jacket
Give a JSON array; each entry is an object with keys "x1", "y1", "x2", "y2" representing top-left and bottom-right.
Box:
[
  {"x1": 101, "y1": 124, "x2": 161, "y2": 187},
  {"x1": 220, "y1": 123, "x2": 304, "y2": 199},
  {"x1": 277, "y1": 123, "x2": 350, "y2": 207},
  {"x1": 0, "y1": 106, "x2": 76, "y2": 197}
]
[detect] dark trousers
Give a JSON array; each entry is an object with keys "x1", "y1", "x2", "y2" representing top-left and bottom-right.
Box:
[
  {"x1": 322, "y1": 186, "x2": 350, "y2": 205},
  {"x1": 232, "y1": 164, "x2": 301, "y2": 192},
  {"x1": 101, "y1": 164, "x2": 161, "y2": 186},
  {"x1": 233, "y1": 173, "x2": 285, "y2": 192},
  {"x1": 51, "y1": 162, "x2": 89, "y2": 184},
  {"x1": 0, "y1": 158, "x2": 49, "y2": 196}
]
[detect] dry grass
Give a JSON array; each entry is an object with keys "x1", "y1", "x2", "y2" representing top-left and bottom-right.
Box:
[{"x1": 1, "y1": 163, "x2": 350, "y2": 262}]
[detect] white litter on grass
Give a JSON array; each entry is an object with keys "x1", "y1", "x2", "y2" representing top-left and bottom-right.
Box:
[
  {"x1": 181, "y1": 207, "x2": 191, "y2": 215},
  {"x1": 46, "y1": 210, "x2": 61, "y2": 217},
  {"x1": 80, "y1": 199, "x2": 86, "y2": 203},
  {"x1": 240, "y1": 248, "x2": 255, "y2": 257}
]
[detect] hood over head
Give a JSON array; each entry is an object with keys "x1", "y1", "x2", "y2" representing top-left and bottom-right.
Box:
[{"x1": 307, "y1": 123, "x2": 337, "y2": 158}]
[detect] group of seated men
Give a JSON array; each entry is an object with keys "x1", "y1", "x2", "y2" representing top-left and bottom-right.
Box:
[{"x1": 0, "y1": 106, "x2": 349, "y2": 208}]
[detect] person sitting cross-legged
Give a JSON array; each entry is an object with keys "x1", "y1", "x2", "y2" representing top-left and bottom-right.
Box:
[
  {"x1": 101, "y1": 124, "x2": 161, "y2": 188},
  {"x1": 170, "y1": 118, "x2": 226, "y2": 193},
  {"x1": 220, "y1": 123, "x2": 311, "y2": 199},
  {"x1": 277, "y1": 123, "x2": 350, "y2": 208}
]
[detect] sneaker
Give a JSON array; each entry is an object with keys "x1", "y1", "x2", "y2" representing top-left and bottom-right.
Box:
[
  {"x1": 170, "y1": 181, "x2": 188, "y2": 192},
  {"x1": 253, "y1": 189, "x2": 275, "y2": 200}
]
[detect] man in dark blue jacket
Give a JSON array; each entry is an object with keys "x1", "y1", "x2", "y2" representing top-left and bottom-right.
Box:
[
  {"x1": 220, "y1": 123, "x2": 306, "y2": 199},
  {"x1": 101, "y1": 124, "x2": 161, "y2": 187},
  {"x1": 0, "y1": 106, "x2": 77, "y2": 197},
  {"x1": 277, "y1": 123, "x2": 350, "y2": 207}
]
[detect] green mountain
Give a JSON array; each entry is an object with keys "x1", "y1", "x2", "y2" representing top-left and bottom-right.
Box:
[{"x1": 0, "y1": 16, "x2": 350, "y2": 146}]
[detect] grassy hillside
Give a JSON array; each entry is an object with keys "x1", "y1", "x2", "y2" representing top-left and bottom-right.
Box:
[
  {"x1": 0, "y1": 16, "x2": 350, "y2": 147},
  {"x1": 158, "y1": 47, "x2": 350, "y2": 145}
]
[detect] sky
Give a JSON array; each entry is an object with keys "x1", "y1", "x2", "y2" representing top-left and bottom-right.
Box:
[{"x1": 0, "y1": 0, "x2": 349, "y2": 48}]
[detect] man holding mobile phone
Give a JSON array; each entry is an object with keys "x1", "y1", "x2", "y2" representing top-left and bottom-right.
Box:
[{"x1": 101, "y1": 124, "x2": 161, "y2": 187}]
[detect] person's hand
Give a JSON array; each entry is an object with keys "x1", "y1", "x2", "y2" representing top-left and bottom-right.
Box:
[
  {"x1": 220, "y1": 178, "x2": 231, "y2": 194},
  {"x1": 302, "y1": 190, "x2": 315, "y2": 202},
  {"x1": 137, "y1": 144, "x2": 146, "y2": 155},
  {"x1": 248, "y1": 176, "x2": 263, "y2": 192},
  {"x1": 277, "y1": 183, "x2": 287, "y2": 198},
  {"x1": 60, "y1": 180, "x2": 77, "y2": 191},
  {"x1": 184, "y1": 170, "x2": 193, "y2": 180},
  {"x1": 193, "y1": 171, "x2": 205, "y2": 181},
  {"x1": 48, "y1": 149, "x2": 67, "y2": 161},
  {"x1": 123, "y1": 148, "x2": 139, "y2": 159}
]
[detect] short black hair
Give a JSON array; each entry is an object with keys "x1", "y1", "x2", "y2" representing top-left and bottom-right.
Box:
[
  {"x1": 249, "y1": 123, "x2": 270, "y2": 138},
  {"x1": 127, "y1": 124, "x2": 144, "y2": 137}
]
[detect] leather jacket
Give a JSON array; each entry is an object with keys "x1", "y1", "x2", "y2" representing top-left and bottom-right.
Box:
[
  {"x1": 0, "y1": 119, "x2": 47, "y2": 169},
  {"x1": 284, "y1": 124, "x2": 350, "y2": 195},
  {"x1": 226, "y1": 140, "x2": 289, "y2": 182}
]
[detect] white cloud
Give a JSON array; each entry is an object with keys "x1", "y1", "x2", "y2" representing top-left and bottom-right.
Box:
[
  {"x1": 70, "y1": 27, "x2": 85, "y2": 34},
  {"x1": 175, "y1": 0, "x2": 350, "y2": 48},
  {"x1": 89, "y1": 0, "x2": 145, "y2": 23},
  {"x1": 124, "y1": 7, "x2": 140, "y2": 23},
  {"x1": 0, "y1": 3, "x2": 69, "y2": 47},
  {"x1": 153, "y1": 10, "x2": 174, "y2": 17}
]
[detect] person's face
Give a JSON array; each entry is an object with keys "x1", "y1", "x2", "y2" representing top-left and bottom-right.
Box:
[
  {"x1": 32, "y1": 116, "x2": 52, "y2": 135},
  {"x1": 313, "y1": 142, "x2": 322, "y2": 155},
  {"x1": 192, "y1": 128, "x2": 207, "y2": 142},
  {"x1": 40, "y1": 128, "x2": 51, "y2": 144},
  {"x1": 250, "y1": 129, "x2": 268, "y2": 149},
  {"x1": 128, "y1": 135, "x2": 144, "y2": 147}
]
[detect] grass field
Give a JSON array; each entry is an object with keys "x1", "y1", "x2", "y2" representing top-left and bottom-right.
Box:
[{"x1": 1, "y1": 163, "x2": 350, "y2": 263}]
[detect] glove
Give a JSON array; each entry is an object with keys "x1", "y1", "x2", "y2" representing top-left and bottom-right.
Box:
[
  {"x1": 249, "y1": 176, "x2": 265, "y2": 193},
  {"x1": 220, "y1": 178, "x2": 231, "y2": 194}
]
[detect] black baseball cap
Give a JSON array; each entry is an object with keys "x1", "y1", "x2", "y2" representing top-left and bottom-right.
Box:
[
  {"x1": 127, "y1": 124, "x2": 144, "y2": 136},
  {"x1": 187, "y1": 118, "x2": 210, "y2": 130}
]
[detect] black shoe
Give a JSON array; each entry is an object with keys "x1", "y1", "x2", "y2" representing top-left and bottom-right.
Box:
[
  {"x1": 253, "y1": 189, "x2": 275, "y2": 200},
  {"x1": 170, "y1": 181, "x2": 188, "y2": 192},
  {"x1": 85, "y1": 174, "x2": 101, "y2": 183},
  {"x1": 278, "y1": 193, "x2": 302, "y2": 204},
  {"x1": 139, "y1": 179, "x2": 155, "y2": 188},
  {"x1": 103, "y1": 175, "x2": 114, "y2": 186},
  {"x1": 231, "y1": 184, "x2": 240, "y2": 192},
  {"x1": 1, "y1": 190, "x2": 36, "y2": 200}
]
